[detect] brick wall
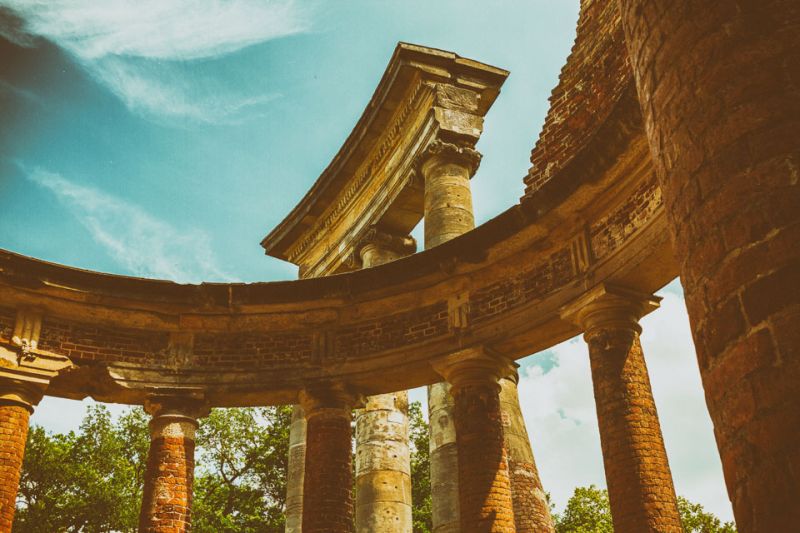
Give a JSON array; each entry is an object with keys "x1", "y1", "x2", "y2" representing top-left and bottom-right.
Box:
[
  {"x1": 523, "y1": 0, "x2": 632, "y2": 197},
  {"x1": 618, "y1": 0, "x2": 800, "y2": 529},
  {"x1": 0, "y1": 405, "x2": 29, "y2": 533}
]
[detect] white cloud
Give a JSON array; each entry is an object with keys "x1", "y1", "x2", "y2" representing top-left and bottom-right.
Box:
[
  {"x1": 0, "y1": 0, "x2": 308, "y2": 123},
  {"x1": 24, "y1": 166, "x2": 235, "y2": 283},
  {"x1": 518, "y1": 286, "x2": 734, "y2": 521}
]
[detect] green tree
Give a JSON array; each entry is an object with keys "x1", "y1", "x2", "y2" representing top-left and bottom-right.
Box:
[
  {"x1": 679, "y1": 496, "x2": 737, "y2": 533},
  {"x1": 554, "y1": 485, "x2": 613, "y2": 533},
  {"x1": 408, "y1": 400, "x2": 432, "y2": 533},
  {"x1": 554, "y1": 485, "x2": 737, "y2": 533},
  {"x1": 193, "y1": 406, "x2": 292, "y2": 533}
]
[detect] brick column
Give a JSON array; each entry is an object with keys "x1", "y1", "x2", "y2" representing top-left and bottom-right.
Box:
[
  {"x1": 420, "y1": 139, "x2": 481, "y2": 532},
  {"x1": 285, "y1": 405, "x2": 306, "y2": 533},
  {"x1": 617, "y1": 0, "x2": 800, "y2": 529},
  {"x1": 0, "y1": 383, "x2": 41, "y2": 533},
  {"x1": 500, "y1": 373, "x2": 554, "y2": 532},
  {"x1": 563, "y1": 285, "x2": 681, "y2": 532},
  {"x1": 300, "y1": 387, "x2": 361, "y2": 533},
  {"x1": 433, "y1": 347, "x2": 516, "y2": 532},
  {"x1": 139, "y1": 397, "x2": 208, "y2": 533}
]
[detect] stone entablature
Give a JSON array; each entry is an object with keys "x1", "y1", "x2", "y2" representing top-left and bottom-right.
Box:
[
  {"x1": 0, "y1": 127, "x2": 670, "y2": 407},
  {"x1": 261, "y1": 43, "x2": 508, "y2": 279}
]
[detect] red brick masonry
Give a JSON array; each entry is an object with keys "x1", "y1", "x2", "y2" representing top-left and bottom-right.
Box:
[
  {"x1": 302, "y1": 405, "x2": 354, "y2": 533},
  {"x1": 453, "y1": 383, "x2": 515, "y2": 533},
  {"x1": 587, "y1": 331, "x2": 681, "y2": 532},
  {"x1": 618, "y1": 0, "x2": 800, "y2": 529},
  {"x1": 0, "y1": 405, "x2": 29, "y2": 533}
]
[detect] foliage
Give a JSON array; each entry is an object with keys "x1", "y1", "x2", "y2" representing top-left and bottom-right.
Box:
[
  {"x1": 193, "y1": 406, "x2": 292, "y2": 533},
  {"x1": 678, "y1": 496, "x2": 737, "y2": 533},
  {"x1": 553, "y1": 485, "x2": 736, "y2": 533},
  {"x1": 15, "y1": 404, "x2": 292, "y2": 533},
  {"x1": 554, "y1": 485, "x2": 614, "y2": 533},
  {"x1": 408, "y1": 400, "x2": 432, "y2": 533},
  {"x1": 15, "y1": 406, "x2": 149, "y2": 533}
]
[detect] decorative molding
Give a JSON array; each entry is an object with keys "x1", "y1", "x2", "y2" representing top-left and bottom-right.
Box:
[{"x1": 419, "y1": 139, "x2": 482, "y2": 176}]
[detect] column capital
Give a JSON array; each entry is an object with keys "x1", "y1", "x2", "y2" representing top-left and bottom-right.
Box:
[
  {"x1": 299, "y1": 385, "x2": 364, "y2": 418},
  {"x1": 144, "y1": 392, "x2": 210, "y2": 438},
  {"x1": 419, "y1": 139, "x2": 482, "y2": 177},
  {"x1": 0, "y1": 378, "x2": 45, "y2": 413},
  {"x1": 431, "y1": 346, "x2": 515, "y2": 391},
  {"x1": 355, "y1": 225, "x2": 416, "y2": 268},
  {"x1": 561, "y1": 283, "x2": 660, "y2": 335}
]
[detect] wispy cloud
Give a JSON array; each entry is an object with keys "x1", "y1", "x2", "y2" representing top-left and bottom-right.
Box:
[
  {"x1": 0, "y1": 0, "x2": 308, "y2": 123},
  {"x1": 24, "y1": 165, "x2": 235, "y2": 283},
  {"x1": 519, "y1": 286, "x2": 734, "y2": 520}
]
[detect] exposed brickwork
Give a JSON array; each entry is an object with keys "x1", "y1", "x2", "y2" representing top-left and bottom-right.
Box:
[
  {"x1": 0, "y1": 308, "x2": 14, "y2": 343},
  {"x1": 470, "y1": 248, "x2": 573, "y2": 324},
  {"x1": 618, "y1": 0, "x2": 800, "y2": 529},
  {"x1": 193, "y1": 332, "x2": 312, "y2": 368},
  {"x1": 139, "y1": 417, "x2": 198, "y2": 533},
  {"x1": 590, "y1": 175, "x2": 661, "y2": 260},
  {"x1": 302, "y1": 408, "x2": 354, "y2": 533},
  {"x1": 587, "y1": 331, "x2": 681, "y2": 532},
  {"x1": 38, "y1": 316, "x2": 168, "y2": 364},
  {"x1": 524, "y1": 0, "x2": 631, "y2": 196},
  {"x1": 0, "y1": 405, "x2": 29, "y2": 533},
  {"x1": 334, "y1": 303, "x2": 448, "y2": 358},
  {"x1": 500, "y1": 378, "x2": 554, "y2": 532},
  {"x1": 452, "y1": 384, "x2": 515, "y2": 532}
]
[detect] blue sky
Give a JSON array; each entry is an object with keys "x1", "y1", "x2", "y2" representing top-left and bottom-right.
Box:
[{"x1": 0, "y1": 0, "x2": 733, "y2": 521}]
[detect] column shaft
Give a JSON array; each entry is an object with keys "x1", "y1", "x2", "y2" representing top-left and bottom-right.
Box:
[
  {"x1": 452, "y1": 383, "x2": 515, "y2": 532},
  {"x1": 499, "y1": 377, "x2": 554, "y2": 532},
  {"x1": 423, "y1": 160, "x2": 474, "y2": 249},
  {"x1": 618, "y1": 0, "x2": 800, "y2": 529},
  {"x1": 0, "y1": 404, "x2": 30, "y2": 533},
  {"x1": 587, "y1": 331, "x2": 681, "y2": 532},
  {"x1": 139, "y1": 403, "x2": 204, "y2": 533},
  {"x1": 285, "y1": 405, "x2": 306, "y2": 533},
  {"x1": 355, "y1": 392, "x2": 412, "y2": 533},
  {"x1": 302, "y1": 391, "x2": 356, "y2": 533},
  {"x1": 428, "y1": 382, "x2": 460, "y2": 532}
]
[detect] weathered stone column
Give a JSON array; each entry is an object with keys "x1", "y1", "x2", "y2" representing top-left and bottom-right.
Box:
[
  {"x1": 285, "y1": 405, "x2": 306, "y2": 533},
  {"x1": 563, "y1": 285, "x2": 681, "y2": 532},
  {"x1": 500, "y1": 373, "x2": 554, "y2": 532},
  {"x1": 618, "y1": 0, "x2": 800, "y2": 529},
  {"x1": 421, "y1": 139, "x2": 481, "y2": 532},
  {"x1": 355, "y1": 229, "x2": 415, "y2": 533},
  {"x1": 0, "y1": 382, "x2": 42, "y2": 533},
  {"x1": 433, "y1": 347, "x2": 516, "y2": 532},
  {"x1": 300, "y1": 387, "x2": 362, "y2": 533},
  {"x1": 139, "y1": 397, "x2": 209, "y2": 533}
]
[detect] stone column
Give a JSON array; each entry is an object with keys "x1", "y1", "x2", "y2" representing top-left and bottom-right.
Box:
[
  {"x1": 300, "y1": 387, "x2": 362, "y2": 533},
  {"x1": 420, "y1": 139, "x2": 481, "y2": 532},
  {"x1": 500, "y1": 373, "x2": 554, "y2": 532},
  {"x1": 433, "y1": 347, "x2": 516, "y2": 532},
  {"x1": 618, "y1": 0, "x2": 800, "y2": 529},
  {"x1": 285, "y1": 405, "x2": 306, "y2": 533},
  {"x1": 355, "y1": 228, "x2": 415, "y2": 533},
  {"x1": 0, "y1": 382, "x2": 42, "y2": 533},
  {"x1": 139, "y1": 397, "x2": 209, "y2": 533},
  {"x1": 563, "y1": 285, "x2": 681, "y2": 532}
]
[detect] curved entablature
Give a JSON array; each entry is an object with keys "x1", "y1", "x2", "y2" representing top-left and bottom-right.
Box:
[
  {"x1": 0, "y1": 87, "x2": 676, "y2": 408},
  {"x1": 261, "y1": 43, "x2": 508, "y2": 279}
]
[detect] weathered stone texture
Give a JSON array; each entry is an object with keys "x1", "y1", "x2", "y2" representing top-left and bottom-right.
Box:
[
  {"x1": 618, "y1": 0, "x2": 800, "y2": 529},
  {"x1": 587, "y1": 331, "x2": 681, "y2": 532},
  {"x1": 500, "y1": 377, "x2": 554, "y2": 532},
  {"x1": 302, "y1": 406, "x2": 354, "y2": 533},
  {"x1": 0, "y1": 405, "x2": 29, "y2": 533},
  {"x1": 524, "y1": 0, "x2": 631, "y2": 196},
  {"x1": 139, "y1": 414, "x2": 198, "y2": 532},
  {"x1": 285, "y1": 405, "x2": 306, "y2": 533},
  {"x1": 355, "y1": 392, "x2": 412, "y2": 533},
  {"x1": 452, "y1": 383, "x2": 515, "y2": 532},
  {"x1": 428, "y1": 381, "x2": 460, "y2": 533},
  {"x1": 422, "y1": 146, "x2": 477, "y2": 249}
]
